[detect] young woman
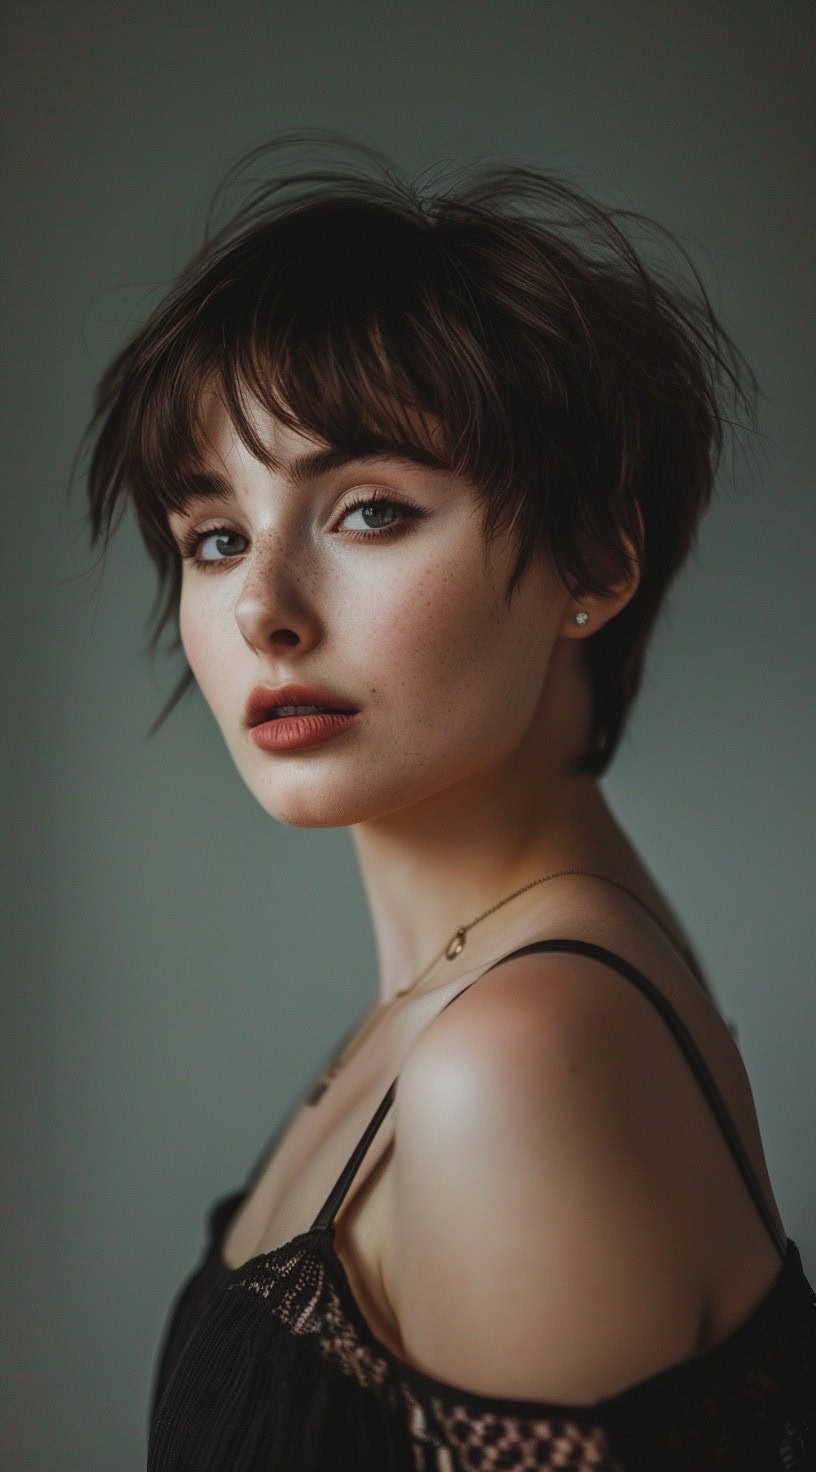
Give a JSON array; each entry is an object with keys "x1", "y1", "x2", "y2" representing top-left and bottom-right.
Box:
[{"x1": 78, "y1": 133, "x2": 815, "y2": 1470}]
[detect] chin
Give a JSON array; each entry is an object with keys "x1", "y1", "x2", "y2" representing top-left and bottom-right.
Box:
[
  {"x1": 238, "y1": 759, "x2": 453, "y2": 830},
  {"x1": 264, "y1": 798, "x2": 357, "y2": 830},
  {"x1": 237, "y1": 771, "x2": 383, "y2": 830}
]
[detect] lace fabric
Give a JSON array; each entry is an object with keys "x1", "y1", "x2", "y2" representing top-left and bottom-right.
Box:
[
  {"x1": 148, "y1": 1209, "x2": 816, "y2": 1472},
  {"x1": 148, "y1": 937, "x2": 816, "y2": 1470},
  {"x1": 226, "y1": 1224, "x2": 624, "y2": 1470}
]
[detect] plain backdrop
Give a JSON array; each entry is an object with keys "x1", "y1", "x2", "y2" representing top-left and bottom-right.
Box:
[{"x1": 2, "y1": 3, "x2": 814, "y2": 1467}]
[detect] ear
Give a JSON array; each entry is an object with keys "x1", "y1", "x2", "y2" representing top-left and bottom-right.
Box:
[{"x1": 560, "y1": 504, "x2": 644, "y2": 640}]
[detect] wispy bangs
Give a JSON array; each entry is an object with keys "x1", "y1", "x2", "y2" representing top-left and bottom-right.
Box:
[{"x1": 76, "y1": 132, "x2": 758, "y2": 766}]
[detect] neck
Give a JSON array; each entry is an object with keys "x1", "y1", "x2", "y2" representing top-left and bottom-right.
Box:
[
  {"x1": 350, "y1": 763, "x2": 623, "y2": 1006},
  {"x1": 349, "y1": 634, "x2": 632, "y2": 1006}
]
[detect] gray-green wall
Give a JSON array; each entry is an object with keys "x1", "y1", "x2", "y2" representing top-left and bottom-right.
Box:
[{"x1": 2, "y1": 3, "x2": 814, "y2": 1466}]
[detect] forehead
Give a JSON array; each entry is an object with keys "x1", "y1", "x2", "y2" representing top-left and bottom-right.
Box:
[
  {"x1": 172, "y1": 387, "x2": 454, "y2": 511},
  {"x1": 198, "y1": 390, "x2": 324, "y2": 473}
]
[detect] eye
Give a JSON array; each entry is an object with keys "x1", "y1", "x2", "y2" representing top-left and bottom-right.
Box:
[
  {"x1": 174, "y1": 491, "x2": 427, "y2": 570},
  {"x1": 337, "y1": 491, "x2": 425, "y2": 539},
  {"x1": 176, "y1": 524, "x2": 247, "y2": 568}
]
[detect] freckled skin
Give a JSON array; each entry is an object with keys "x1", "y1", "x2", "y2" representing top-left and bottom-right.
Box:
[
  {"x1": 172, "y1": 394, "x2": 792, "y2": 1405},
  {"x1": 170, "y1": 392, "x2": 640, "y2": 1000}
]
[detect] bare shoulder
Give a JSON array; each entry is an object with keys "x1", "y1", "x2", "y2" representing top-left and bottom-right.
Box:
[{"x1": 384, "y1": 949, "x2": 715, "y2": 1404}]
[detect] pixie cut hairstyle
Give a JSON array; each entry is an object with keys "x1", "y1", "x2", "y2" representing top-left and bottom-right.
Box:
[{"x1": 79, "y1": 131, "x2": 758, "y2": 777}]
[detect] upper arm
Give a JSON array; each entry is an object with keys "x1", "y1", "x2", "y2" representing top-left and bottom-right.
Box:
[{"x1": 385, "y1": 954, "x2": 710, "y2": 1404}]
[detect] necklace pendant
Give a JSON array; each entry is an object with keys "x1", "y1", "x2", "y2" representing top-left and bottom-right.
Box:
[{"x1": 446, "y1": 927, "x2": 466, "y2": 959}]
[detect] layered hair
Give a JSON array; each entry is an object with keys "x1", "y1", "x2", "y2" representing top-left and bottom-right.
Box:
[{"x1": 77, "y1": 130, "x2": 758, "y2": 776}]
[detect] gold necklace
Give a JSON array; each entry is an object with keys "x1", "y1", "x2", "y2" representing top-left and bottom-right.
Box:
[{"x1": 306, "y1": 868, "x2": 668, "y2": 1106}]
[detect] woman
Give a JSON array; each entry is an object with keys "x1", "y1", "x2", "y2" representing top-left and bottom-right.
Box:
[{"x1": 78, "y1": 132, "x2": 815, "y2": 1470}]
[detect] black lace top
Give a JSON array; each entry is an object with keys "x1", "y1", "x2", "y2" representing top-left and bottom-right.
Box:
[{"x1": 148, "y1": 939, "x2": 816, "y2": 1471}]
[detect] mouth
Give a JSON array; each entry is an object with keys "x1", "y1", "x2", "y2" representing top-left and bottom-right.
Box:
[
  {"x1": 249, "y1": 704, "x2": 361, "y2": 753},
  {"x1": 262, "y1": 704, "x2": 356, "y2": 721},
  {"x1": 245, "y1": 683, "x2": 359, "y2": 728}
]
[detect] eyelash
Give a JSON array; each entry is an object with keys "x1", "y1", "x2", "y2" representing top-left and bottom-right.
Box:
[{"x1": 175, "y1": 491, "x2": 426, "y2": 570}]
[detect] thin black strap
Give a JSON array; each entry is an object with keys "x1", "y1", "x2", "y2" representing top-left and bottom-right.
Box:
[
  {"x1": 242, "y1": 1016, "x2": 364, "y2": 1198},
  {"x1": 312, "y1": 938, "x2": 788, "y2": 1260},
  {"x1": 311, "y1": 1080, "x2": 397, "y2": 1230},
  {"x1": 479, "y1": 940, "x2": 788, "y2": 1260}
]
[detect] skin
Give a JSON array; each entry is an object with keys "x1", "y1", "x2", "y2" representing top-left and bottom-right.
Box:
[
  {"x1": 167, "y1": 387, "x2": 788, "y2": 1401},
  {"x1": 168, "y1": 389, "x2": 641, "y2": 1005}
]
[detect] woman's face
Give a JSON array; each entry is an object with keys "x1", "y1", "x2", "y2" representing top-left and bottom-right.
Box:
[{"x1": 167, "y1": 392, "x2": 576, "y2": 829}]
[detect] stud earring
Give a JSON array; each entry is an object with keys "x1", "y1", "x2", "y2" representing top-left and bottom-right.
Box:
[{"x1": 574, "y1": 610, "x2": 589, "y2": 625}]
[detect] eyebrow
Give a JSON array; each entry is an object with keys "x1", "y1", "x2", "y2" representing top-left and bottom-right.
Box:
[
  {"x1": 269, "y1": 443, "x2": 447, "y2": 486},
  {"x1": 170, "y1": 442, "x2": 449, "y2": 515}
]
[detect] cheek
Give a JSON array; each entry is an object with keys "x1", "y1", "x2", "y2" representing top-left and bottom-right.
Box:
[
  {"x1": 374, "y1": 556, "x2": 538, "y2": 741},
  {"x1": 178, "y1": 587, "x2": 231, "y2": 710},
  {"x1": 178, "y1": 590, "x2": 204, "y2": 677}
]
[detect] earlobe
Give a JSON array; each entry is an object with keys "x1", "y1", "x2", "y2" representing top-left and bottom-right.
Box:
[{"x1": 567, "y1": 510, "x2": 643, "y2": 637}]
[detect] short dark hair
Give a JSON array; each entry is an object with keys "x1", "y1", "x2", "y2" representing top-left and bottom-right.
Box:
[{"x1": 76, "y1": 130, "x2": 759, "y2": 776}]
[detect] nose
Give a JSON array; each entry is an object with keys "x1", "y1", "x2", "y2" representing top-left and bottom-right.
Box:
[{"x1": 234, "y1": 541, "x2": 322, "y2": 656}]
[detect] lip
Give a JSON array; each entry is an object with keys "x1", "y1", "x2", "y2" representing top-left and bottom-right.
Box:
[
  {"x1": 244, "y1": 681, "x2": 359, "y2": 728},
  {"x1": 250, "y1": 709, "x2": 360, "y2": 753}
]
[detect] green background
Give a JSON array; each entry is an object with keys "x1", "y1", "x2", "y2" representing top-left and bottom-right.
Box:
[{"x1": 2, "y1": 2, "x2": 814, "y2": 1466}]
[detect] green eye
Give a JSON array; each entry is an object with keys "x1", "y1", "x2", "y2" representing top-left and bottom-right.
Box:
[
  {"x1": 342, "y1": 499, "x2": 400, "y2": 531},
  {"x1": 339, "y1": 493, "x2": 426, "y2": 539},
  {"x1": 198, "y1": 530, "x2": 247, "y2": 561},
  {"x1": 177, "y1": 524, "x2": 247, "y2": 567}
]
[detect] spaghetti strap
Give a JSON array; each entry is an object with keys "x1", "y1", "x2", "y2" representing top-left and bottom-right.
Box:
[
  {"x1": 240, "y1": 1015, "x2": 365, "y2": 1200},
  {"x1": 311, "y1": 1079, "x2": 397, "y2": 1230},
  {"x1": 480, "y1": 940, "x2": 788, "y2": 1259},
  {"x1": 311, "y1": 938, "x2": 788, "y2": 1261}
]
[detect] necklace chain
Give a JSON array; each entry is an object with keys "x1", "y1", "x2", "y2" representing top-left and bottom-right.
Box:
[{"x1": 306, "y1": 869, "x2": 672, "y2": 1106}]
